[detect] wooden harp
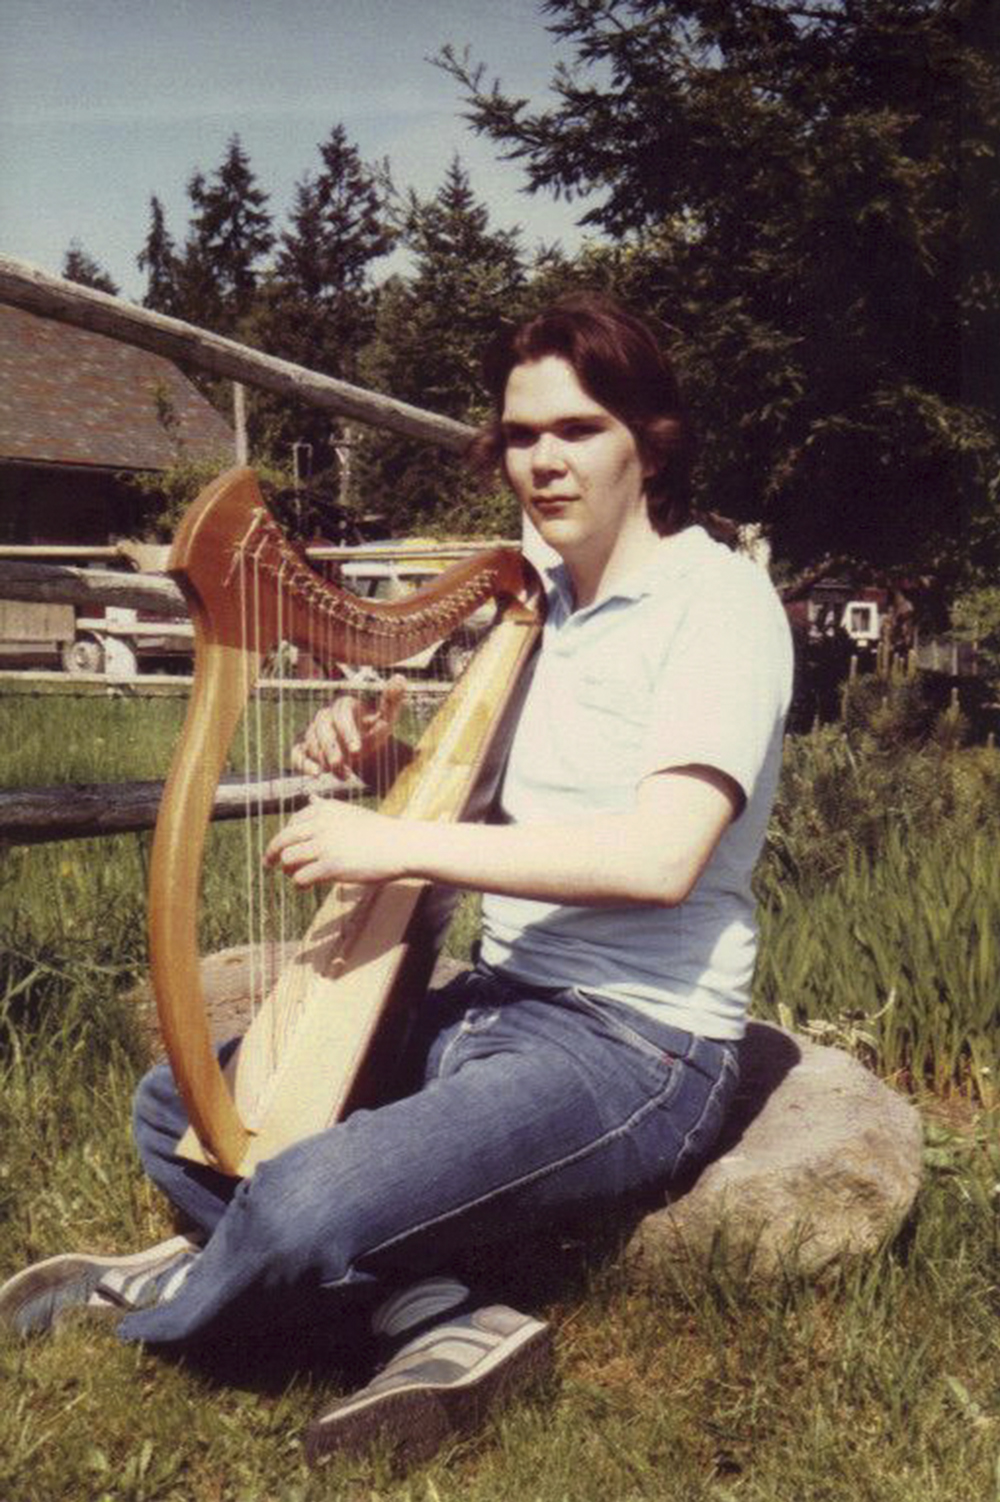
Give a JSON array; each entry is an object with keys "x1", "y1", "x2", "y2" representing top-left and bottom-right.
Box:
[{"x1": 148, "y1": 466, "x2": 542, "y2": 1178}]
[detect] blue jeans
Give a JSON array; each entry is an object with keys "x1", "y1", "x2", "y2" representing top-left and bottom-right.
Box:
[{"x1": 119, "y1": 967, "x2": 739, "y2": 1349}]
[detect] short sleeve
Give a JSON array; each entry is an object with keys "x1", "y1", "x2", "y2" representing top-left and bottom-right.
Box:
[{"x1": 638, "y1": 556, "x2": 793, "y2": 803}]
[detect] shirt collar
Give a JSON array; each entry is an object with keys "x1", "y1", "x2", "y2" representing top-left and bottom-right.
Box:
[{"x1": 544, "y1": 526, "x2": 714, "y2": 616}]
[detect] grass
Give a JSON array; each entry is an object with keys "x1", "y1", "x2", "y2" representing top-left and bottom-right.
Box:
[
  {"x1": 1, "y1": 1006, "x2": 997, "y2": 1501},
  {"x1": 1, "y1": 688, "x2": 999, "y2": 1499}
]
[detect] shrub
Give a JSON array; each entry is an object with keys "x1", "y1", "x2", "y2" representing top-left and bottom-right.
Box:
[
  {"x1": 951, "y1": 583, "x2": 1000, "y2": 692},
  {"x1": 122, "y1": 456, "x2": 292, "y2": 541},
  {"x1": 842, "y1": 671, "x2": 945, "y2": 753},
  {"x1": 758, "y1": 722, "x2": 1000, "y2": 901}
]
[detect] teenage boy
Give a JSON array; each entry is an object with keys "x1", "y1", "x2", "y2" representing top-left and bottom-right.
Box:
[{"x1": 0, "y1": 295, "x2": 792, "y2": 1467}]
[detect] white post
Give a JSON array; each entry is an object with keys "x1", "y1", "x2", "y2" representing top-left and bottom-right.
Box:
[
  {"x1": 233, "y1": 382, "x2": 249, "y2": 463},
  {"x1": 103, "y1": 607, "x2": 139, "y2": 681}
]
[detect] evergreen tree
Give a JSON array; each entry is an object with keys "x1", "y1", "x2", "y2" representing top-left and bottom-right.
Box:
[
  {"x1": 277, "y1": 124, "x2": 395, "y2": 309},
  {"x1": 137, "y1": 196, "x2": 181, "y2": 315},
  {"x1": 248, "y1": 125, "x2": 395, "y2": 477},
  {"x1": 397, "y1": 157, "x2": 525, "y2": 414},
  {"x1": 358, "y1": 159, "x2": 526, "y2": 533},
  {"x1": 442, "y1": 1, "x2": 1000, "y2": 577},
  {"x1": 62, "y1": 240, "x2": 119, "y2": 295},
  {"x1": 179, "y1": 135, "x2": 274, "y2": 334}
]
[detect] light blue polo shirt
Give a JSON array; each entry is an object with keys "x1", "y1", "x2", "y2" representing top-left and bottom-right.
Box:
[{"x1": 479, "y1": 525, "x2": 793, "y2": 1040}]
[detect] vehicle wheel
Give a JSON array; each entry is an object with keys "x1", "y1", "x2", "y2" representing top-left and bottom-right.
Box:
[{"x1": 61, "y1": 636, "x2": 105, "y2": 675}]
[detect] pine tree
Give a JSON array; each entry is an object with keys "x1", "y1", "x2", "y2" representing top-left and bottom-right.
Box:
[
  {"x1": 62, "y1": 241, "x2": 119, "y2": 295},
  {"x1": 248, "y1": 124, "x2": 396, "y2": 478},
  {"x1": 358, "y1": 159, "x2": 525, "y2": 533},
  {"x1": 179, "y1": 135, "x2": 274, "y2": 334},
  {"x1": 277, "y1": 124, "x2": 395, "y2": 309},
  {"x1": 137, "y1": 196, "x2": 180, "y2": 314},
  {"x1": 397, "y1": 158, "x2": 525, "y2": 414}
]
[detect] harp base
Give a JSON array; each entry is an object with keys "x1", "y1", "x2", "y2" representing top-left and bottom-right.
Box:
[{"x1": 174, "y1": 879, "x2": 447, "y2": 1177}]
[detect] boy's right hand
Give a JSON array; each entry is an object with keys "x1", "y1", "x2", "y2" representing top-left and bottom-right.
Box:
[{"x1": 290, "y1": 674, "x2": 407, "y2": 778}]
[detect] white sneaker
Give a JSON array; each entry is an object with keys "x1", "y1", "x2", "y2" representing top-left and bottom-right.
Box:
[{"x1": 304, "y1": 1303, "x2": 553, "y2": 1467}]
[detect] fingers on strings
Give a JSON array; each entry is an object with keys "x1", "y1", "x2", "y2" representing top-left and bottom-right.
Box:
[{"x1": 291, "y1": 673, "x2": 406, "y2": 777}]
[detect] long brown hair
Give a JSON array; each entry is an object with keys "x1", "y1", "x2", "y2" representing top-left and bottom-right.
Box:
[{"x1": 469, "y1": 293, "x2": 694, "y2": 535}]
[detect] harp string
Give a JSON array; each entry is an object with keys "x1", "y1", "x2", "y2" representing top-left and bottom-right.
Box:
[
  {"x1": 277, "y1": 557, "x2": 288, "y2": 966},
  {"x1": 238, "y1": 541, "x2": 260, "y2": 1030},
  {"x1": 252, "y1": 545, "x2": 266, "y2": 1030},
  {"x1": 269, "y1": 554, "x2": 288, "y2": 1075}
]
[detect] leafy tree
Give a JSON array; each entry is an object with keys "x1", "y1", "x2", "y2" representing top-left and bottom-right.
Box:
[
  {"x1": 178, "y1": 134, "x2": 274, "y2": 334},
  {"x1": 441, "y1": 1, "x2": 1000, "y2": 577},
  {"x1": 248, "y1": 125, "x2": 396, "y2": 477},
  {"x1": 358, "y1": 159, "x2": 526, "y2": 534},
  {"x1": 62, "y1": 240, "x2": 119, "y2": 295},
  {"x1": 951, "y1": 583, "x2": 1000, "y2": 689},
  {"x1": 136, "y1": 195, "x2": 181, "y2": 315}
]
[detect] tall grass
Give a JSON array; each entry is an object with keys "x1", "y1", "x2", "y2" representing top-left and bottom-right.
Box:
[
  {"x1": 754, "y1": 828, "x2": 1000, "y2": 1099},
  {"x1": 3, "y1": 687, "x2": 998, "y2": 1090},
  {"x1": 752, "y1": 707, "x2": 1000, "y2": 1101},
  {"x1": 4, "y1": 685, "x2": 998, "y2": 1091},
  {"x1": 760, "y1": 722, "x2": 1000, "y2": 897},
  {"x1": 0, "y1": 690, "x2": 188, "y2": 788}
]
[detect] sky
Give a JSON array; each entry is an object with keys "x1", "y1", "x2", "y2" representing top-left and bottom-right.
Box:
[{"x1": 0, "y1": 0, "x2": 599, "y2": 303}]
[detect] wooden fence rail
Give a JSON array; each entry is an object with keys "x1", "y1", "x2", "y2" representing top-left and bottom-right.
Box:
[
  {"x1": 0, "y1": 255, "x2": 476, "y2": 452},
  {"x1": 0, "y1": 561, "x2": 454, "y2": 846},
  {"x1": 0, "y1": 771, "x2": 356, "y2": 845},
  {"x1": 0, "y1": 560, "x2": 187, "y2": 616},
  {"x1": 0, "y1": 258, "x2": 494, "y2": 848}
]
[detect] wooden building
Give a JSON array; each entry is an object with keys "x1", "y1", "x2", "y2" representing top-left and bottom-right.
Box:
[{"x1": 0, "y1": 302, "x2": 234, "y2": 545}]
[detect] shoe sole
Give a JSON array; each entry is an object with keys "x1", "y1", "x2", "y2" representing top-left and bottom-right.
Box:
[
  {"x1": 0, "y1": 1234, "x2": 197, "y2": 1335},
  {"x1": 303, "y1": 1319, "x2": 554, "y2": 1468}
]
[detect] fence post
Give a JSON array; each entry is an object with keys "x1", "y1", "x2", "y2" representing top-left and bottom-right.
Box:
[{"x1": 233, "y1": 383, "x2": 249, "y2": 463}]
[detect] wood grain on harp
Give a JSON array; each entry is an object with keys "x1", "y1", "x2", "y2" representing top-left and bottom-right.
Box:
[{"x1": 147, "y1": 466, "x2": 542, "y2": 1179}]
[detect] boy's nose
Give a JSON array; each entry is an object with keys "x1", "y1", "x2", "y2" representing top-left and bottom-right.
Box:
[{"x1": 532, "y1": 432, "x2": 564, "y2": 472}]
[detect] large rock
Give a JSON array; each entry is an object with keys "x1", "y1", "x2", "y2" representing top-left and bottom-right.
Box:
[{"x1": 628, "y1": 1019, "x2": 924, "y2": 1278}]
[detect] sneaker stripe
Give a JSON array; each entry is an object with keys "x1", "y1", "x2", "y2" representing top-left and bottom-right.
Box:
[
  {"x1": 97, "y1": 1251, "x2": 194, "y2": 1308},
  {"x1": 372, "y1": 1275, "x2": 471, "y2": 1341},
  {"x1": 311, "y1": 1315, "x2": 550, "y2": 1429}
]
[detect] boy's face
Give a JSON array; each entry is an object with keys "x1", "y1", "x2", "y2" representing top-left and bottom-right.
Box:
[{"x1": 501, "y1": 356, "x2": 651, "y2": 566}]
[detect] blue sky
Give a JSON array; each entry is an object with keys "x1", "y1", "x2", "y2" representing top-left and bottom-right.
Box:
[{"x1": 0, "y1": 0, "x2": 598, "y2": 301}]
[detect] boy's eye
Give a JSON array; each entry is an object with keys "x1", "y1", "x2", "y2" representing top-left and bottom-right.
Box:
[{"x1": 502, "y1": 426, "x2": 535, "y2": 448}]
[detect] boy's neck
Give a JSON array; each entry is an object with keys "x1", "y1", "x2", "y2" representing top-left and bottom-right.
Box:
[{"x1": 562, "y1": 510, "x2": 662, "y2": 610}]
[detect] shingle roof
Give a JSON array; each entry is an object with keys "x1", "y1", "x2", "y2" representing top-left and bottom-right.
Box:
[{"x1": 0, "y1": 302, "x2": 234, "y2": 470}]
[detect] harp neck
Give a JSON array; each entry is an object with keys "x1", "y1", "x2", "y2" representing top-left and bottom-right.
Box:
[{"x1": 168, "y1": 466, "x2": 532, "y2": 671}]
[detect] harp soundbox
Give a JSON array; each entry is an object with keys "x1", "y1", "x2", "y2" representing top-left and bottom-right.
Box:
[{"x1": 148, "y1": 466, "x2": 542, "y2": 1178}]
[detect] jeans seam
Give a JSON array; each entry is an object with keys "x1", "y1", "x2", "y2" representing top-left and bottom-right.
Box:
[
  {"x1": 674, "y1": 1048, "x2": 737, "y2": 1178},
  {"x1": 434, "y1": 1007, "x2": 503, "y2": 1078},
  {"x1": 567, "y1": 986, "x2": 684, "y2": 1065},
  {"x1": 319, "y1": 1067, "x2": 681, "y2": 1283}
]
